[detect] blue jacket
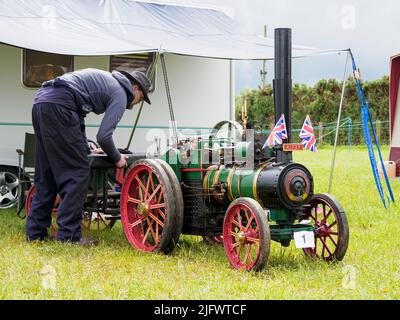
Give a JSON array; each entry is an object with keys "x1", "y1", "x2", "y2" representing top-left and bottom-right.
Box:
[{"x1": 39, "y1": 68, "x2": 135, "y2": 162}]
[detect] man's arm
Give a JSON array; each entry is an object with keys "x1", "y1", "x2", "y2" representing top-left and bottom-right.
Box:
[{"x1": 96, "y1": 91, "x2": 127, "y2": 163}]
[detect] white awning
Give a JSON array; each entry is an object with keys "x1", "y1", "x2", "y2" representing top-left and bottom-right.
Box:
[{"x1": 0, "y1": 0, "x2": 348, "y2": 59}]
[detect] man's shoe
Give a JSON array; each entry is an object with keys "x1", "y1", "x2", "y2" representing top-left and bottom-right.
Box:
[{"x1": 26, "y1": 232, "x2": 48, "y2": 242}]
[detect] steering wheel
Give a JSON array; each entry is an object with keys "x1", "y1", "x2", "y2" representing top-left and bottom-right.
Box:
[{"x1": 209, "y1": 121, "x2": 243, "y2": 146}]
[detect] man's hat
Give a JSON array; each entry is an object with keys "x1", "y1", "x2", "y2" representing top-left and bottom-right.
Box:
[{"x1": 119, "y1": 70, "x2": 151, "y2": 104}]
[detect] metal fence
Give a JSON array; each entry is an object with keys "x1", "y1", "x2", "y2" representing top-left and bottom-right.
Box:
[{"x1": 256, "y1": 117, "x2": 391, "y2": 147}]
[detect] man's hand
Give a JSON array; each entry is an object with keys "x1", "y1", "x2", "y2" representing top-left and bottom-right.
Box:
[
  {"x1": 116, "y1": 154, "x2": 127, "y2": 168},
  {"x1": 91, "y1": 147, "x2": 104, "y2": 154}
]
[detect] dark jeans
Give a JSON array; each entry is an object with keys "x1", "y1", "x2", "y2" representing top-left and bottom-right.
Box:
[{"x1": 26, "y1": 103, "x2": 90, "y2": 242}]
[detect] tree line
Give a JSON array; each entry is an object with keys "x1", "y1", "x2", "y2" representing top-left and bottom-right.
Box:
[{"x1": 236, "y1": 76, "x2": 390, "y2": 145}]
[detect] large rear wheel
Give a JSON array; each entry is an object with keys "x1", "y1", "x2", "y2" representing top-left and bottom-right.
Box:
[{"x1": 120, "y1": 159, "x2": 179, "y2": 253}]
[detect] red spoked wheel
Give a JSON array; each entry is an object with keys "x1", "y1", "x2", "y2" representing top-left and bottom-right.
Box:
[
  {"x1": 223, "y1": 198, "x2": 270, "y2": 271},
  {"x1": 25, "y1": 185, "x2": 60, "y2": 237},
  {"x1": 302, "y1": 193, "x2": 349, "y2": 262},
  {"x1": 120, "y1": 159, "x2": 179, "y2": 253}
]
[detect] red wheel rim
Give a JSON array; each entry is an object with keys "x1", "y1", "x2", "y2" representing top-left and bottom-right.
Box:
[
  {"x1": 26, "y1": 186, "x2": 59, "y2": 237},
  {"x1": 121, "y1": 164, "x2": 167, "y2": 251},
  {"x1": 223, "y1": 204, "x2": 262, "y2": 270},
  {"x1": 303, "y1": 199, "x2": 340, "y2": 261}
]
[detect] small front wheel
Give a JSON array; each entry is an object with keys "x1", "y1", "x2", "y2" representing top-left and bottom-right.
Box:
[
  {"x1": 223, "y1": 197, "x2": 270, "y2": 271},
  {"x1": 302, "y1": 193, "x2": 349, "y2": 262}
]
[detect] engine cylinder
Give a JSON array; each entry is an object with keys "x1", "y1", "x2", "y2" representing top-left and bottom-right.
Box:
[{"x1": 203, "y1": 162, "x2": 313, "y2": 209}]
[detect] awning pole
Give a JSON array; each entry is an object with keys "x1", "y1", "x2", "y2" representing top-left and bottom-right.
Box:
[
  {"x1": 160, "y1": 53, "x2": 179, "y2": 147},
  {"x1": 328, "y1": 51, "x2": 350, "y2": 193},
  {"x1": 125, "y1": 52, "x2": 160, "y2": 150}
]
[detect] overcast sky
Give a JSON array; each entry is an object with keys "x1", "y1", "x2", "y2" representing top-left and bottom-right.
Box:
[{"x1": 163, "y1": 0, "x2": 400, "y2": 94}]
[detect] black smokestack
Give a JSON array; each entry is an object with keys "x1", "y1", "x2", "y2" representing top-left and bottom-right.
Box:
[{"x1": 273, "y1": 28, "x2": 292, "y2": 162}]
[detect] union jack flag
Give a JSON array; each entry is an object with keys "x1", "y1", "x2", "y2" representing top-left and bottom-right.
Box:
[
  {"x1": 263, "y1": 114, "x2": 288, "y2": 149},
  {"x1": 299, "y1": 115, "x2": 318, "y2": 152},
  {"x1": 301, "y1": 135, "x2": 318, "y2": 152}
]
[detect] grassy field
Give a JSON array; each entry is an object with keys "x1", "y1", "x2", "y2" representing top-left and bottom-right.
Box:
[{"x1": 0, "y1": 146, "x2": 399, "y2": 300}]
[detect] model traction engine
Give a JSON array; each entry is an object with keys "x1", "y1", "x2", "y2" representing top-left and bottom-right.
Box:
[
  {"x1": 25, "y1": 29, "x2": 349, "y2": 271},
  {"x1": 117, "y1": 28, "x2": 349, "y2": 270}
]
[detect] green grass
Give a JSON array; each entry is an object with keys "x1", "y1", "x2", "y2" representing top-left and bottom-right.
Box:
[{"x1": 0, "y1": 146, "x2": 399, "y2": 299}]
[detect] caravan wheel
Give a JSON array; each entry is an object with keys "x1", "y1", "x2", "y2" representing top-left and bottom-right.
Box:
[{"x1": 0, "y1": 166, "x2": 20, "y2": 209}]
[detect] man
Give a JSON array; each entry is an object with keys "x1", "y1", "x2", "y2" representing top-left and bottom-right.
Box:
[{"x1": 26, "y1": 68, "x2": 151, "y2": 245}]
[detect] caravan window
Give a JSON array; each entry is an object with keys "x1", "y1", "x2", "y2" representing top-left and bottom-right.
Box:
[
  {"x1": 23, "y1": 50, "x2": 74, "y2": 88},
  {"x1": 110, "y1": 53, "x2": 155, "y2": 92}
]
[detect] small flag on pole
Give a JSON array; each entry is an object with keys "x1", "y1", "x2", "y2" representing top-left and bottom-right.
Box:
[
  {"x1": 263, "y1": 114, "x2": 288, "y2": 149},
  {"x1": 299, "y1": 115, "x2": 318, "y2": 152}
]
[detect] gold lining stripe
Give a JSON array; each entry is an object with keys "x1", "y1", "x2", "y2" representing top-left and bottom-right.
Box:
[
  {"x1": 253, "y1": 162, "x2": 269, "y2": 205},
  {"x1": 213, "y1": 166, "x2": 223, "y2": 189},
  {"x1": 227, "y1": 165, "x2": 237, "y2": 201},
  {"x1": 202, "y1": 165, "x2": 217, "y2": 193}
]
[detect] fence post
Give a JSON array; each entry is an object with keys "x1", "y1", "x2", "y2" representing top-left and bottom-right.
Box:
[{"x1": 318, "y1": 122, "x2": 323, "y2": 146}]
